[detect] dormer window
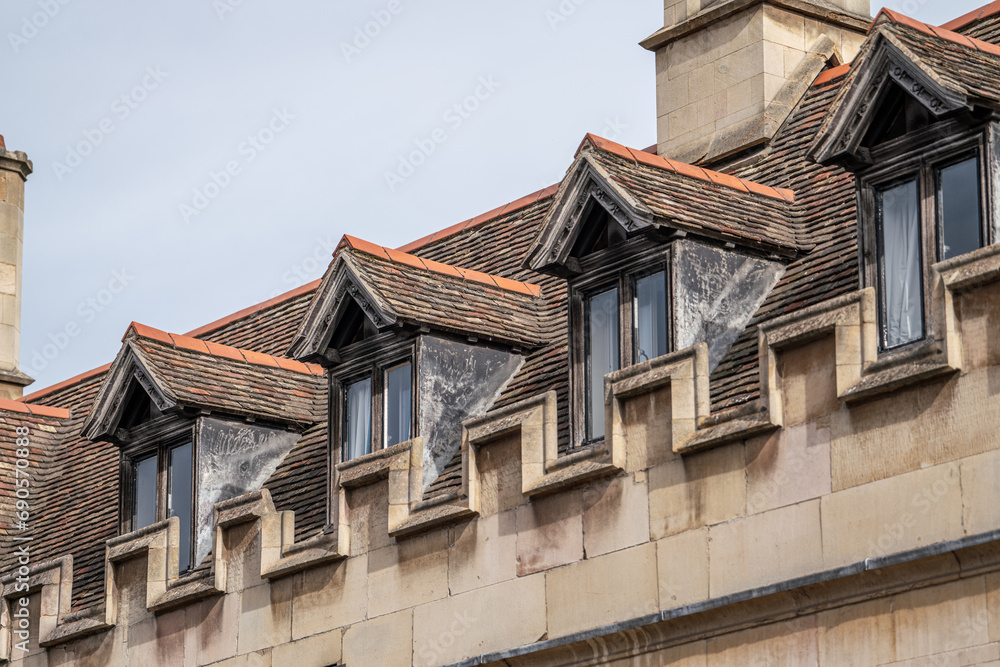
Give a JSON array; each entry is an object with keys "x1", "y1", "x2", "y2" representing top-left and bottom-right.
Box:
[
  {"x1": 128, "y1": 437, "x2": 195, "y2": 572},
  {"x1": 340, "y1": 356, "x2": 414, "y2": 461},
  {"x1": 864, "y1": 141, "x2": 987, "y2": 351}
]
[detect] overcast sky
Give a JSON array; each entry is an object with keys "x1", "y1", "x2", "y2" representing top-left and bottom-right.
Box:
[{"x1": 0, "y1": 0, "x2": 983, "y2": 391}]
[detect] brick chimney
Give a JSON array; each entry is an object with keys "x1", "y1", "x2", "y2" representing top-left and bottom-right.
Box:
[
  {"x1": 642, "y1": 0, "x2": 872, "y2": 164},
  {"x1": 0, "y1": 137, "x2": 33, "y2": 399}
]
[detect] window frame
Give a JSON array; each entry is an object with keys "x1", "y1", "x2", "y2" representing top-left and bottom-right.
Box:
[
  {"x1": 568, "y1": 240, "x2": 671, "y2": 447},
  {"x1": 119, "y1": 414, "x2": 197, "y2": 572},
  {"x1": 330, "y1": 333, "x2": 418, "y2": 464},
  {"x1": 858, "y1": 122, "x2": 992, "y2": 356}
]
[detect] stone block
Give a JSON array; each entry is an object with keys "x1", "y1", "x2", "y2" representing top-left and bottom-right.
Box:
[
  {"x1": 515, "y1": 489, "x2": 583, "y2": 576},
  {"x1": 292, "y1": 555, "x2": 368, "y2": 640},
  {"x1": 412, "y1": 575, "x2": 546, "y2": 667},
  {"x1": 545, "y1": 543, "x2": 658, "y2": 637},
  {"x1": 961, "y1": 448, "x2": 1000, "y2": 536},
  {"x1": 200, "y1": 652, "x2": 271, "y2": 667},
  {"x1": 763, "y1": 5, "x2": 806, "y2": 50},
  {"x1": 449, "y1": 510, "x2": 517, "y2": 595},
  {"x1": 342, "y1": 609, "x2": 412, "y2": 666},
  {"x1": 708, "y1": 499, "x2": 822, "y2": 597},
  {"x1": 620, "y1": 385, "x2": 675, "y2": 472},
  {"x1": 817, "y1": 598, "x2": 896, "y2": 665},
  {"x1": 237, "y1": 579, "x2": 292, "y2": 655},
  {"x1": 607, "y1": 641, "x2": 707, "y2": 666},
  {"x1": 127, "y1": 608, "x2": 189, "y2": 666},
  {"x1": 894, "y1": 577, "x2": 989, "y2": 661},
  {"x1": 656, "y1": 527, "x2": 708, "y2": 609},
  {"x1": 271, "y1": 629, "x2": 342, "y2": 667},
  {"x1": 475, "y1": 433, "x2": 523, "y2": 515},
  {"x1": 648, "y1": 443, "x2": 745, "y2": 540},
  {"x1": 222, "y1": 521, "x2": 264, "y2": 594},
  {"x1": 831, "y1": 369, "x2": 997, "y2": 490},
  {"x1": 347, "y1": 479, "x2": 392, "y2": 557},
  {"x1": 582, "y1": 473, "x2": 650, "y2": 558},
  {"x1": 821, "y1": 461, "x2": 964, "y2": 568},
  {"x1": 707, "y1": 615, "x2": 818, "y2": 665},
  {"x1": 777, "y1": 334, "x2": 838, "y2": 426},
  {"x1": 190, "y1": 592, "x2": 240, "y2": 665},
  {"x1": 368, "y1": 531, "x2": 449, "y2": 618},
  {"x1": 746, "y1": 421, "x2": 831, "y2": 514},
  {"x1": 46, "y1": 629, "x2": 126, "y2": 667}
]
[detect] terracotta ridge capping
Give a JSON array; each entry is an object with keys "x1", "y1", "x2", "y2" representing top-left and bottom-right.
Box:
[
  {"x1": 813, "y1": 63, "x2": 852, "y2": 86},
  {"x1": 21, "y1": 363, "x2": 114, "y2": 404},
  {"x1": 578, "y1": 133, "x2": 796, "y2": 203},
  {"x1": 873, "y1": 8, "x2": 1000, "y2": 56},
  {"x1": 343, "y1": 235, "x2": 543, "y2": 297},
  {"x1": 397, "y1": 183, "x2": 561, "y2": 255},
  {"x1": 184, "y1": 279, "x2": 321, "y2": 339},
  {"x1": 0, "y1": 396, "x2": 71, "y2": 419},
  {"x1": 126, "y1": 322, "x2": 324, "y2": 376},
  {"x1": 941, "y1": 0, "x2": 1000, "y2": 32}
]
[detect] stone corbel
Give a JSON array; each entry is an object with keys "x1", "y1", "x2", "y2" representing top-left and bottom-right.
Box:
[{"x1": 464, "y1": 391, "x2": 610, "y2": 497}]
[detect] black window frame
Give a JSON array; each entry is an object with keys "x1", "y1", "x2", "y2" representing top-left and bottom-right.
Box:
[
  {"x1": 119, "y1": 414, "x2": 197, "y2": 573},
  {"x1": 568, "y1": 238, "x2": 671, "y2": 447},
  {"x1": 858, "y1": 121, "x2": 991, "y2": 356},
  {"x1": 331, "y1": 333, "x2": 418, "y2": 464}
]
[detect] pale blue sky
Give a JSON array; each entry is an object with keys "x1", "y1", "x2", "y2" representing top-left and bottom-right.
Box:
[{"x1": 0, "y1": 0, "x2": 984, "y2": 391}]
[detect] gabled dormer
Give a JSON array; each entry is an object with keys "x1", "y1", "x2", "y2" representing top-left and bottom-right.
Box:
[
  {"x1": 290, "y1": 236, "x2": 546, "y2": 488},
  {"x1": 84, "y1": 323, "x2": 325, "y2": 572},
  {"x1": 810, "y1": 10, "x2": 1000, "y2": 355}
]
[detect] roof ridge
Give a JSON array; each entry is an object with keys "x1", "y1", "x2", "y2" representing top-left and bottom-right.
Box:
[
  {"x1": 873, "y1": 8, "x2": 1000, "y2": 57},
  {"x1": 342, "y1": 235, "x2": 543, "y2": 298},
  {"x1": 940, "y1": 0, "x2": 1000, "y2": 32},
  {"x1": 577, "y1": 133, "x2": 796, "y2": 203},
  {"x1": 126, "y1": 322, "x2": 325, "y2": 376},
  {"x1": 397, "y1": 183, "x2": 560, "y2": 255},
  {"x1": 0, "y1": 396, "x2": 71, "y2": 419},
  {"x1": 185, "y1": 279, "x2": 321, "y2": 339}
]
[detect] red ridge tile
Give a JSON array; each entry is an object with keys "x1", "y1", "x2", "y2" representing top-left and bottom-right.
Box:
[
  {"x1": 204, "y1": 341, "x2": 247, "y2": 363},
  {"x1": 241, "y1": 349, "x2": 281, "y2": 368},
  {"x1": 742, "y1": 179, "x2": 784, "y2": 200},
  {"x1": 274, "y1": 356, "x2": 314, "y2": 375},
  {"x1": 169, "y1": 334, "x2": 211, "y2": 355},
  {"x1": 628, "y1": 147, "x2": 671, "y2": 171},
  {"x1": 705, "y1": 170, "x2": 750, "y2": 193},
  {"x1": 941, "y1": 2, "x2": 991, "y2": 30},
  {"x1": 813, "y1": 64, "x2": 851, "y2": 86},
  {"x1": 491, "y1": 274, "x2": 533, "y2": 295},
  {"x1": 930, "y1": 24, "x2": 978, "y2": 49},
  {"x1": 384, "y1": 248, "x2": 426, "y2": 270},
  {"x1": 419, "y1": 257, "x2": 464, "y2": 279},
  {"x1": 665, "y1": 158, "x2": 711, "y2": 182},
  {"x1": 397, "y1": 231, "x2": 439, "y2": 254},
  {"x1": 457, "y1": 267, "x2": 500, "y2": 289},
  {"x1": 521, "y1": 282, "x2": 543, "y2": 298},
  {"x1": 466, "y1": 204, "x2": 509, "y2": 230},
  {"x1": 126, "y1": 322, "x2": 172, "y2": 344},
  {"x1": 1, "y1": 399, "x2": 31, "y2": 414},
  {"x1": 343, "y1": 235, "x2": 392, "y2": 261},
  {"x1": 24, "y1": 403, "x2": 71, "y2": 419}
]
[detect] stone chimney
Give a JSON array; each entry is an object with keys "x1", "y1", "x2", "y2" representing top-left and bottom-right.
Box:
[
  {"x1": 0, "y1": 137, "x2": 33, "y2": 399},
  {"x1": 642, "y1": 0, "x2": 872, "y2": 164}
]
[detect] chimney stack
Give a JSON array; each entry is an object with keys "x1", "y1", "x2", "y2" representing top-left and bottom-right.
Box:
[
  {"x1": 0, "y1": 137, "x2": 33, "y2": 399},
  {"x1": 642, "y1": 0, "x2": 872, "y2": 164}
]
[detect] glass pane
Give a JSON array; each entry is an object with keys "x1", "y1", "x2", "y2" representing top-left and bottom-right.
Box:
[
  {"x1": 133, "y1": 455, "x2": 157, "y2": 531},
  {"x1": 586, "y1": 287, "x2": 619, "y2": 441},
  {"x1": 385, "y1": 363, "x2": 412, "y2": 448},
  {"x1": 879, "y1": 180, "x2": 924, "y2": 348},
  {"x1": 168, "y1": 442, "x2": 193, "y2": 572},
  {"x1": 634, "y1": 271, "x2": 668, "y2": 363},
  {"x1": 939, "y1": 158, "x2": 982, "y2": 261},
  {"x1": 345, "y1": 377, "x2": 372, "y2": 460}
]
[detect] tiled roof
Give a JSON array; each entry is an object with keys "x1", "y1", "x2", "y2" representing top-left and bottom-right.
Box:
[
  {"x1": 813, "y1": 63, "x2": 851, "y2": 86},
  {"x1": 952, "y1": 1, "x2": 1000, "y2": 42},
  {"x1": 185, "y1": 280, "x2": 321, "y2": 339},
  {"x1": 120, "y1": 323, "x2": 326, "y2": 427},
  {"x1": 576, "y1": 136, "x2": 801, "y2": 253},
  {"x1": 942, "y1": 0, "x2": 1000, "y2": 31},
  {"x1": 321, "y1": 238, "x2": 548, "y2": 349}
]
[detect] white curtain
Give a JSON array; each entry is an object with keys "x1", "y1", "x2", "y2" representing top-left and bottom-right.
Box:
[
  {"x1": 347, "y1": 379, "x2": 372, "y2": 459},
  {"x1": 635, "y1": 272, "x2": 667, "y2": 363},
  {"x1": 881, "y1": 180, "x2": 923, "y2": 348}
]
